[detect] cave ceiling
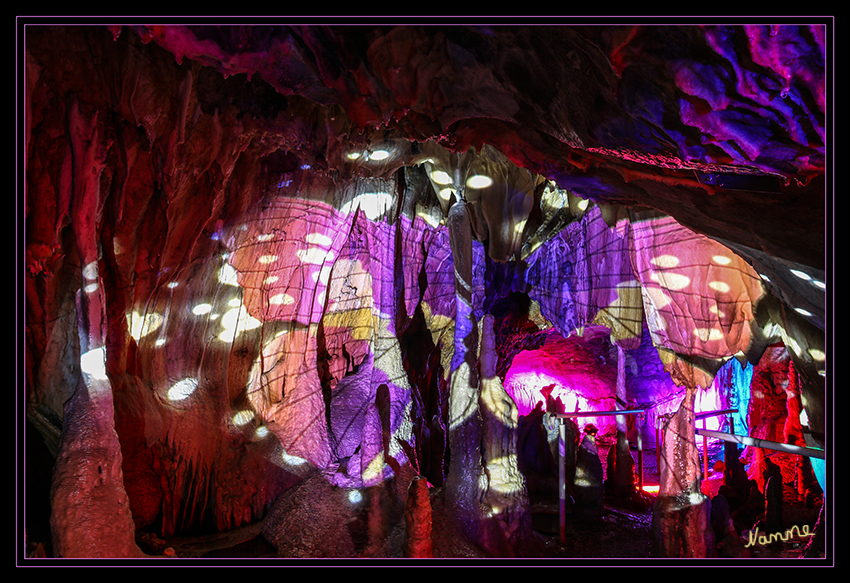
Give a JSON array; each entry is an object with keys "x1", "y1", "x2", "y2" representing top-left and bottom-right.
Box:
[{"x1": 23, "y1": 21, "x2": 830, "y2": 376}]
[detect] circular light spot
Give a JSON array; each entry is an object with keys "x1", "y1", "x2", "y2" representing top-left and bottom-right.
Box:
[
  {"x1": 650, "y1": 254, "x2": 680, "y2": 268},
  {"x1": 348, "y1": 490, "x2": 363, "y2": 504},
  {"x1": 305, "y1": 233, "x2": 333, "y2": 247},
  {"x1": 255, "y1": 426, "x2": 269, "y2": 439},
  {"x1": 369, "y1": 149, "x2": 390, "y2": 161},
  {"x1": 430, "y1": 170, "x2": 453, "y2": 185},
  {"x1": 218, "y1": 263, "x2": 239, "y2": 285},
  {"x1": 651, "y1": 272, "x2": 691, "y2": 290},
  {"x1": 693, "y1": 327, "x2": 724, "y2": 342},
  {"x1": 712, "y1": 255, "x2": 732, "y2": 265},
  {"x1": 576, "y1": 199, "x2": 589, "y2": 211},
  {"x1": 80, "y1": 347, "x2": 108, "y2": 380},
  {"x1": 708, "y1": 281, "x2": 731, "y2": 293},
  {"x1": 269, "y1": 293, "x2": 295, "y2": 306},
  {"x1": 466, "y1": 175, "x2": 493, "y2": 189},
  {"x1": 281, "y1": 451, "x2": 307, "y2": 466},
  {"x1": 232, "y1": 410, "x2": 255, "y2": 426},
  {"x1": 192, "y1": 303, "x2": 212, "y2": 315},
  {"x1": 167, "y1": 378, "x2": 198, "y2": 402}
]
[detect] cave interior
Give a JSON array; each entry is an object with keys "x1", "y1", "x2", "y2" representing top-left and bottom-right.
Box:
[{"x1": 21, "y1": 20, "x2": 831, "y2": 562}]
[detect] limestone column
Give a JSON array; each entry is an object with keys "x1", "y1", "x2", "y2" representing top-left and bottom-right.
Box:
[
  {"x1": 443, "y1": 200, "x2": 486, "y2": 543},
  {"x1": 49, "y1": 101, "x2": 143, "y2": 558},
  {"x1": 652, "y1": 386, "x2": 715, "y2": 557}
]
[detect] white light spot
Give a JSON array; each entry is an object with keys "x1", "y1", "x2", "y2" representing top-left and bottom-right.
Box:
[
  {"x1": 228, "y1": 297, "x2": 242, "y2": 308},
  {"x1": 812, "y1": 279, "x2": 825, "y2": 290},
  {"x1": 693, "y1": 327, "x2": 724, "y2": 342},
  {"x1": 232, "y1": 410, "x2": 255, "y2": 426},
  {"x1": 650, "y1": 272, "x2": 691, "y2": 290},
  {"x1": 82, "y1": 262, "x2": 98, "y2": 281},
  {"x1": 346, "y1": 151, "x2": 361, "y2": 160},
  {"x1": 305, "y1": 233, "x2": 333, "y2": 248},
  {"x1": 369, "y1": 149, "x2": 390, "y2": 161},
  {"x1": 808, "y1": 348, "x2": 825, "y2": 361},
  {"x1": 218, "y1": 263, "x2": 240, "y2": 286},
  {"x1": 708, "y1": 281, "x2": 731, "y2": 293},
  {"x1": 795, "y1": 307, "x2": 813, "y2": 317},
  {"x1": 712, "y1": 255, "x2": 732, "y2": 265},
  {"x1": 167, "y1": 378, "x2": 198, "y2": 402},
  {"x1": 258, "y1": 255, "x2": 278, "y2": 264},
  {"x1": 167, "y1": 281, "x2": 179, "y2": 289},
  {"x1": 576, "y1": 199, "x2": 589, "y2": 211},
  {"x1": 430, "y1": 170, "x2": 453, "y2": 185},
  {"x1": 650, "y1": 254, "x2": 680, "y2": 268},
  {"x1": 297, "y1": 247, "x2": 332, "y2": 265},
  {"x1": 84, "y1": 282, "x2": 99, "y2": 294},
  {"x1": 192, "y1": 303, "x2": 212, "y2": 315},
  {"x1": 466, "y1": 175, "x2": 493, "y2": 189},
  {"x1": 269, "y1": 293, "x2": 295, "y2": 306},
  {"x1": 256, "y1": 233, "x2": 275, "y2": 242},
  {"x1": 438, "y1": 187, "x2": 454, "y2": 202},
  {"x1": 80, "y1": 347, "x2": 108, "y2": 380},
  {"x1": 155, "y1": 338, "x2": 166, "y2": 347},
  {"x1": 348, "y1": 490, "x2": 363, "y2": 504},
  {"x1": 790, "y1": 269, "x2": 811, "y2": 281},
  {"x1": 255, "y1": 426, "x2": 269, "y2": 439},
  {"x1": 281, "y1": 451, "x2": 307, "y2": 466}
]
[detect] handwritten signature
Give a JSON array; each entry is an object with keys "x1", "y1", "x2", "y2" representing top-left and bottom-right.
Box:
[{"x1": 745, "y1": 524, "x2": 814, "y2": 548}]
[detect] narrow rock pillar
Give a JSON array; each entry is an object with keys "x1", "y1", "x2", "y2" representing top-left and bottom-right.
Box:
[
  {"x1": 443, "y1": 200, "x2": 486, "y2": 543},
  {"x1": 652, "y1": 386, "x2": 715, "y2": 557}
]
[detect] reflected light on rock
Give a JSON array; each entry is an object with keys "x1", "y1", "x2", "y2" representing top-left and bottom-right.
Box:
[
  {"x1": 650, "y1": 254, "x2": 681, "y2": 268},
  {"x1": 128, "y1": 310, "x2": 164, "y2": 341},
  {"x1": 192, "y1": 303, "x2": 212, "y2": 315},
  {"x1": 167, "y1": 378, "x2": 198, "y2": 402},
  {"x1": 466, "y1": 174, "x2": 493, "y2": 189},
  {"x1": 218, "y1": 262, "x2": 240, "y2": 285},
  {"x1": 650, "y1": 272, "x2": 691, "y2": 290},
  {"x1": 80, "y1": 347, "x2": 108, "y2": 380},
  {"x1": 281, "y1": 450, "x2": 307, "y2": 466},
  {"x1": 790, "y1": 268, "x2": 812, "y2": 281},
  {"x1": 232, "y1": 410, "x2": 255, "y2": 426},
  {"x1": 430, "y1": 170, "x2": 453, "y2": 185},
  {"x1": 269, "y1": 293, "x2": 295, "y2": 305}
]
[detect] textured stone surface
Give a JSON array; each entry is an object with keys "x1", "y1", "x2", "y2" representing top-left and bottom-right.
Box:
[{"x1": 23, "y1": 22, "x2": 828, "y2": 559}]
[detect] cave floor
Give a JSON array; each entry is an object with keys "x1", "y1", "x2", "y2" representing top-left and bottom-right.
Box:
[{"x1": 143, "y1": 442, "x2": 822, "y2": 561}]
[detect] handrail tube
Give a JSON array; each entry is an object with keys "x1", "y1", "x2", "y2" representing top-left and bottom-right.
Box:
[
  {"x1": 694, "y1": 408, "x2": 738, "y2": 420},
  {"x1": 696, "y1": 428, "x2": 825, "y2": 459},
  {"x1": 554, "y1": 409, "x2": 646, "y2": 418}
]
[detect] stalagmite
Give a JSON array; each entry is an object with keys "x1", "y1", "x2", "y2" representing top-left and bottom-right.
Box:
[
  {"x1": 443, "y1": 199, "x2": 487, "y2": 545},
  {"x1": 652, "y1": 386, "x2": 715, "y2": 557},
  {"x1": 403, "y1": 475, "x2": 433, "y2": 558}
]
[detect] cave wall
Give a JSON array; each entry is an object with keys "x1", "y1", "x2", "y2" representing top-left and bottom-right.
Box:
[{"x1": 23, "y1": 22, "x2": 828, "y2": 559}]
